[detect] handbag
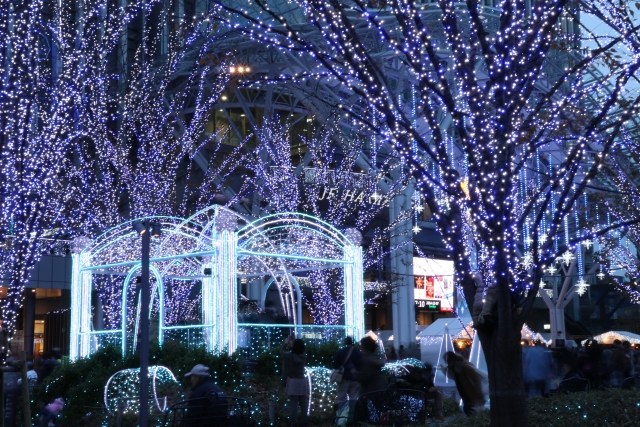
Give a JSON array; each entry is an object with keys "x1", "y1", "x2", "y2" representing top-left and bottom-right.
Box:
[{"x1": 330, "y1": 346, "x2": 354, "y2": 383}]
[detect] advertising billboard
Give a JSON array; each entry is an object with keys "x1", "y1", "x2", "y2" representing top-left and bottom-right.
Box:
[{"x1": 413, "y1": 257, "x2": 454, "y2": 312}]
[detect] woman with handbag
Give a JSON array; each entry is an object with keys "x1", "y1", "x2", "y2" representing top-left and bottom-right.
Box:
[
  {"x1": 282, "y1": 336, "x2": 309, "y2": 427},
  {"x1": 332, "y1": 336, "x2": 363, "y2": 404}
]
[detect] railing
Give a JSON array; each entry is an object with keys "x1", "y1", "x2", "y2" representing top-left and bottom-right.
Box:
[
  {"x1": 236, "y1": 323, "x2": 350, "y2": 359},
  {"x1": 87, "y1": 323, "x2": 348, "y2": 358}
]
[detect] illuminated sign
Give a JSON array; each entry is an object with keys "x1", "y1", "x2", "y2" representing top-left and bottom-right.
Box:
[
  {"x1": 413, "y1": 258, "x2": 454, "y2": 312},
  {"x1": 415, "y1": 299, "x2": 440, "y2": 311},
  {"x1": 317, "y1": 187, "x2": 388, "y2": 206}
]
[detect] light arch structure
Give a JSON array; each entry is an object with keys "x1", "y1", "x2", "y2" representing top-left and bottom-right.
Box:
[{"x1": 69, "y1": 207, "x2": 364, "y2": 360}]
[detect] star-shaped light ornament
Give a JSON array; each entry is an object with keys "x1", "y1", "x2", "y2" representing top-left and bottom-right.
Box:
[
  {"x1": 415, "y1": 204, "x2": 424, "y2": 213},
  {"x1": 540, "y1": 234, "x2": 548, "y2": 244},
  {"x1": 371, "y1": 192, "x2": 380, "y2": 202},
  {"x1": 575, "y1": 278, "x2": 589, "y2": 296},
  {"x1": 582, "y1": 239, "x2": 593, "y2": 250},
  {"x1": 546, "y1": 265, "x2": 557, "y2": 275},
  {"x1": 561, "y1": 250, "x2": 575, "y2": 266},
  {"x1": 412, "y1": 224, "x2": 422, "y2": 234},
  {"x1": 539, "y1": 281, "x2": 546, "y2": 289},
  {"x1": 522, "y1": 252, "x2": 534, "y2": 270},
  {"x1": 524, "y1": 236, "x2": 533, "y2": 247},
  {"x1": 597, "y1": 271, "x2": 605, "y2": 280}
]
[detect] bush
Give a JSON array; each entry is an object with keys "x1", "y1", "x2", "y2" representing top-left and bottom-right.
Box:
[
  {"x1": 252, "y1": 340, "x2": 342, "y2": 378},
  {"x1": 33, "y1": 344, "x2": 242, "y2": 427},
  {"x1": 445, "y1": 388, "x2": 640, "y2": 426},
  {"x1": 305, "y1": 341, "x2": 341, "y2": 368},
  {"x1": 31, "y1": 339, "x2": 354, "y2": 426}
]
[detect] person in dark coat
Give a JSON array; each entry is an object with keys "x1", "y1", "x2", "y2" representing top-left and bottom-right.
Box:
[
  {"x1": 398, "y1": 345, "x2": 408, "y2": 360},
  {"x1": 402, "y1": 365, "x2": 446, "y2": 422},
  {"x1": 183, "y1": 364, "x2": 225, "y2": 426},
  {"x1": 387, "y1": 347, "x2": 397, "y2": 362},
  {"x1": 0, "y1": 318, "x2": 8, "y2": 362},
  {"x1": 333, "y1": 336, "x2": 363, "y2": 404},
  {"x1": 37, "y1": 353, "x2": 60, "y2": 383},
  {"x1": 353, "y1": 336, "x2": 387, "y2": 394},
  {"x1": 282, "y1": 337, "x2": 309, "y2": 426},
  {"x1": 442, "y1": 351, "x2": 485, "y2": 415}
]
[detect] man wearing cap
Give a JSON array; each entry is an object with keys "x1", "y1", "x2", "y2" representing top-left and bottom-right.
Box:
[{"x1": 183, "y1": 364, "x2": 225, "y2": 425}]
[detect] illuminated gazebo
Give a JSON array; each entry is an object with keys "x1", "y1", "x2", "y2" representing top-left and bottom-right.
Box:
[{"x1": 69, "y1": 206, "x2": 364, "y2": 360}]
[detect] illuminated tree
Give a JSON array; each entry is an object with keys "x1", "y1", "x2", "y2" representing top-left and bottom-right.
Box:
[
  {"x1": 69, "y1": 2, "x2": 238, "y2": 333},
  {"x1": 592, "y1": 155, "x2": 640, "y2": 304},
  {"x1": 0, "y1": 0, "x2": 140, "y2": 334},
  {"x1": 213, "y1": 0, "x2": 640, "y2": 424},
  {"x1": 238, "y1": 117, "x2": 410, "y2": 323},
  {"x1": 0, "y1": 0, "x2": 229, "y2": 336},
  {"x1": 76, "y1": 12, "x2": 230, "y2": 220}
]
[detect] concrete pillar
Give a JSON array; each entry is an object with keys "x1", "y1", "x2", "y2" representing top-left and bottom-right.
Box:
[
  {"x1": 573, "y1": 289, "x2": 581, "y2": 320},
  {"x1": 248, "y1": 278, "x2": 263, "y2": 302},
  {"x1": 550, "y1": 307, "x2": 566, "y2": 348},
  {"x1": 390, "y1": 178, "x2": 416, "y2": 349},
  {"x1": 23, "y1": 289, "x2": 36, "y2": 358},
  {"x1": 92, "y1": 291, "x2": 104, "y2": 331}
]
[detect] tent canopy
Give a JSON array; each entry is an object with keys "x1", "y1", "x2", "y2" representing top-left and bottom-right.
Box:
[
  {"x1": 417, "y1": 318, "x2": 473, "y2": 340},
  {"x1": 592, "y1": 331, "x2": 640, "y2": 344},
  {"x1": 418, "y1": 318, "x2": 542, "y2": 342}
]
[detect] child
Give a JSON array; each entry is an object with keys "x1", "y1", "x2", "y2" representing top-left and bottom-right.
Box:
[{"x1": 40, "y1": 398, "x2": 64, "y2": 427}]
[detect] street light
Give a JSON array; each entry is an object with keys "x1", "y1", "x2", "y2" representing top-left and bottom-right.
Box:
[
  {"x1": 151, "y1": 223, "x2": 162, "y2": 238},
  {"x1": 132, "y1": 220, "x2": 160, "y2": 426},
  {"x1": 133, "y1": 221, "x2": 147, "y2": 235}
]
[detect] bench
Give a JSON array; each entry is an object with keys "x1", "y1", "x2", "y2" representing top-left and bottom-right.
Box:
[
  {"x1": 352, "y1": 388, "x2": 428, "y2": 426},
  {"x1": 162, "y1": 391, "x2": 254, "y2": 427}
]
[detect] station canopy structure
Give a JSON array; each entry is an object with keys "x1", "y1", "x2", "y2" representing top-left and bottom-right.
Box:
[{"x1": 69, "y1": 206, "x2": 364, "y2": 360}]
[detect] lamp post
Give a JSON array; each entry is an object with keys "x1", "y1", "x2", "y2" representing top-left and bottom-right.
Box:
[{"x1": 133, "y1": 220, "x2": 160, "y2": 426}]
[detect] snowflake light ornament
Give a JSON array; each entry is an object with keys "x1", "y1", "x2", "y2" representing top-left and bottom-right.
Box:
[
  {"x1": 412, "y1": 224, "x2": 422, "y2": 234},
  {"x1": 575, "y1": 278, "x2": 589, "y2": 296},
  {"x1": 561, "y1": 250, "x2": 575, "y2": 266},
  {"x1": 521, "y1": 252, "x2": 533, "y2": 270},
  {"x1": 582, "y1": 239, "x2": 593, "y2": 250}
]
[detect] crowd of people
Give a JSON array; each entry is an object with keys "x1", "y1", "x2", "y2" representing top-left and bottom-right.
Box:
[
  {"x1": 523, "y1": 339, "x2": 640, "y2": 395},
  {"x1": 2, "y1": 348, "x2": 65, "y2": 426},
  {"x1": 307, "y1": 336, "x2": 488, "y2": 424}
]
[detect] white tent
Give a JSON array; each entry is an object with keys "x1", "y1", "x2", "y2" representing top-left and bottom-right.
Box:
[
  {"x1": 592, "y1": 331, "x2": 640, "y2": 344},
  {"x1": 418, "y1": 318, "x2": 473, "y2": 386},
  {"x1": 417, "y1": 318, "x2": 474, "y2": 341},
  {"x1": 468, "y1": 333, "x2": 487, "y2": 373}
]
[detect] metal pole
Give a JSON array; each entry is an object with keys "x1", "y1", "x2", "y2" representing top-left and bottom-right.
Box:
[
  {"x1": 139, "y1": 225, "x2": 150, "y2": 427},
  {"x1": 116, "y1": 399, "x2": 125, "y2": 427},
  {"x1": 23, "y1": 291, "x2": 35, "y2": 358},
  {"x1": 1, "y1": 368, "x2": 5, "y2": 427},
  {"x1": 19, "y1": 351, "x2": 30, "y2": 427}
]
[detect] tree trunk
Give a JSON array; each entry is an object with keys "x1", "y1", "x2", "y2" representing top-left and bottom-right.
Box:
[
  {"x1": 483, "y1": 324, "x2": 527, "y2": 426},
  {"x1": 480, "y1": 274, "x2": 528, "y2": 427}
]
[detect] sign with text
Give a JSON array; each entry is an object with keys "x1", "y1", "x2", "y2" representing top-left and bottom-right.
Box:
[
  {"x1": 413, "y1": 258, "x2": 454, "y2": 312},
  {"x1": 415, "y1": 299, "x2": 441, "y2": 311}
]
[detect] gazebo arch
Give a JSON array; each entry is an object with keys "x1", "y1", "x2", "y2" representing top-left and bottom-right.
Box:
[{"x1": 69, "y1": 207, "x2": 364, "y2": 360}]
